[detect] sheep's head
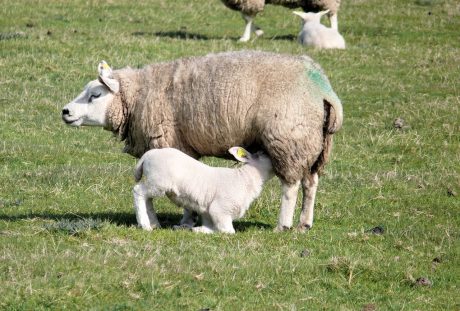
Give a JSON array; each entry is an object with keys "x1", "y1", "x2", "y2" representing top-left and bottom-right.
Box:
[
  {"x1": 61, "y1": 61, "x2": 119, "y2": 127},
  {"x1": 293, "y1": 10, "x2": 329, "y2": 24}
]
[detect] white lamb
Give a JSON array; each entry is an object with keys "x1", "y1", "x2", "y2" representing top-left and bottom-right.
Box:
[
  {"x1": 132, "y1": 147, "x2": 274, "y2": 234},
  {"x1": 293, "y1": 10, "x2": 345, "y2": 49}
]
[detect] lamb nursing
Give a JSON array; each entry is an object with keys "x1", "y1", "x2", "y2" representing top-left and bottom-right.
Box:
[
  {"x1": 133, "y1": 147, "x2": 274, "y2": 233},
  {"x1": 61, "y1": 51, "x2": 343, "y2": 232}
]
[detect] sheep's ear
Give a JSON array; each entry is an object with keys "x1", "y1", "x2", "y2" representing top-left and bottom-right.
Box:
[
  {"x1": 293, "y1": 11, "x2": 308, "y2": 20},
  {"x1": 228, "y1": 147, "x2": 252, "y2": 163},
  {"x1": 97, "y1": 60, "x2": 120, "y2": 93}
]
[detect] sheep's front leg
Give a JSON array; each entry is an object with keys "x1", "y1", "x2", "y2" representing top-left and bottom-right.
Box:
[
  {"x1": 239, "y1": 14, "x2": 263, "y2": 42},
  {"x1": 298, "y1": 173, "x2": 319, "y2": 232},
  {"x1": 133, "y1": 184, "x2": 161, "y2": 230},
  {"x1": 275, "y1": 180, "x2": 301, "y2": 231}
]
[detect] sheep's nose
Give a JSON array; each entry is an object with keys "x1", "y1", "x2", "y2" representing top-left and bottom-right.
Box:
[{"x1": 62, "y1": 108, "x2": 70, "y2": 115}]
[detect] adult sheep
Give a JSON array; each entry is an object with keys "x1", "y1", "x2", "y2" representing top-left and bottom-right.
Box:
[
  {"x1": 221, "y1": 0, "x2": 341, "y2": 42},
  {"x1": 61, "y1": 50, "x2": 343, "y2": 232}
]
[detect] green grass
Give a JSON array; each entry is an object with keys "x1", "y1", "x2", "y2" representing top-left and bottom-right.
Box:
[{"x1": 1, "y1": 0, "x2": 459, "y2": 309}]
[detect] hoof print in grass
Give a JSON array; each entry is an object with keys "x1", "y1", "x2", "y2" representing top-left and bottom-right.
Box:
[
  {"x1": 367, "y1": 226, "x2": 385, "y2": 235},
  {"x1": 415, "y1": 277, "x2": 432, "y2": 287}
]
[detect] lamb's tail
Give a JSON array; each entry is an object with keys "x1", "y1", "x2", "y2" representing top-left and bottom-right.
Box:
[
  {"x1": 311, "y1": 99, "x2": 343, "y2": 175},
  {"x1": 134, "y1": 157, "x2": 145, "y2": 182}
]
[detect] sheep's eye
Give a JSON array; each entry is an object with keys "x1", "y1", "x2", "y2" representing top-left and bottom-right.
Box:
[{"x1": 89, "y1": 93, "x2": 101, "y2": 102}]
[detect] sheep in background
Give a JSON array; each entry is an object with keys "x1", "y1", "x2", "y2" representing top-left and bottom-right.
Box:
[
  {"x1": 133, "y1": 147, "x2": 274, "y2": 233},
  {"x1": 293, "y1": 10, "x2": 345, "y2": 49},
  {"x1": 61, "y1": 51, "x2": 343, "y2": 232},
  {"x1": 220, "y1": 0, "x2": 341, "y2": 42}
]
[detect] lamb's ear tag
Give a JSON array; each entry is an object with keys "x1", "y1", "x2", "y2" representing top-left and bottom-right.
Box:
[
  {"x1": 237, "y1": 148, "x2": 247, "y2": 158},
  {"x1": 229, "y1": 146, "x2": 251, "y2": 163},
  {"x1": 98, "y1": 60, "x2": 112, "y2": 78}
]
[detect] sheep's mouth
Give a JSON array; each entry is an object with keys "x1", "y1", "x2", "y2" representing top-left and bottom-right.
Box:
[{"x1": 62, "y1": 116, "x2": 82, "y2": 126}]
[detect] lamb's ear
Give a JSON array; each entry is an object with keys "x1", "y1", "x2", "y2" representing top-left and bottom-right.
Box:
[
  {"x1": 318, "y1": 9, "x2": 330, "y2": 17},
  {"x1": 97, "y1": 61, "x2": 120, "y2": 93},
  {"x1": 293, "y1": 11, "x2": 308, "y2": 20},
  {"x1": 228, "y1": 147, "x2": 252, "y2": 163}
]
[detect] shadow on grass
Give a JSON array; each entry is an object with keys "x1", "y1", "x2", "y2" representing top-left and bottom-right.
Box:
[
  {"x1": 270, "y1": 34, "x2": 297, "y2": 41},
  {"x1": 133, "y1": 30, "x2": 214, "y2": 40},
  {"x1": 0, "y1": 212, "x2": 272, "y2": 232},
  {"x1": 132, "y1": 29, "x2": 296, "y2": 42}
]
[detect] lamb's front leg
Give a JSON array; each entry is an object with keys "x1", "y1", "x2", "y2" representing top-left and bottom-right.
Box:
[
  {"x1": 173, "y1": 208, "x2": 198, "y2": 230},
  {"x1": 275, "y1": 180, "x2": 301, "y2": 231},
  {"x1": 133, "y1": 184, "x2": 161, "y2": 230},
  {"x1": 192, "y1": 214, "x2": 215, "y2": 234}
]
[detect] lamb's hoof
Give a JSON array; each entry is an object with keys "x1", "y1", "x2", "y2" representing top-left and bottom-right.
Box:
[
  {"x1": 296, "y1": 223, "x2": 311, "y2": 233},
  {"x1": 173, "y1": 224, "x2": 193, "y2": 231},
  {"x1": 238, "y1": 37, "x2": 250, "y2": 42},
  {"x1": 274, "y1": 225, "x2": 291, "y2": 232}
]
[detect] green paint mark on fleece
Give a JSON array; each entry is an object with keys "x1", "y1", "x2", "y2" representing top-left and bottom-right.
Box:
[{"x1": 307, "y1": 68, "x2": 333, "y2": 95}]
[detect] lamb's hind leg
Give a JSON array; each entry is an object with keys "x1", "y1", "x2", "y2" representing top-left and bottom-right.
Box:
[
  {"x1": 133, "y1": 184, "x2": 161, "y2": 231},
  {"x1": 297, "y1": 173, "x2": 319, "y2": 232},
  {"x1": 275, "y1": 180, "x2": 301, "y2": 231}
]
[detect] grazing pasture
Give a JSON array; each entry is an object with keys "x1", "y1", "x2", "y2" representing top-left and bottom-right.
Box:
[{"x1": 0, "y1": 0, "x2": 459, "y2": 309}]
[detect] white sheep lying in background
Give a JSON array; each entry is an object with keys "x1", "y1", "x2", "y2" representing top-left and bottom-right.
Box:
[
  {"x1": 133, "y1": 147, "x2": 274, "y2": 233},
  {"x1": 293, "y1": 10, "x2": 345, "y2": 49}
]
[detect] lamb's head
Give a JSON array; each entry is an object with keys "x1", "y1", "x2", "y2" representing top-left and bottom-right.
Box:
[
  {"x1": 62, "y1": 61, "x2": 119, "y2": 127},
  {"x1": 228, "y1": 147, "x2": 274, "y2": 181},
  {"x1": 293, "y1": 10, "x2": 329, "y2": 24}
]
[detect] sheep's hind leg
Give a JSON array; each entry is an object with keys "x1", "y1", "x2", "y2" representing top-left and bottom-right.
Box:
[
  {"x1": 239, "y1": 14, "x2": 263, "y2": 42},
  {"x1": 133, "y1": 184, "x2": 161, "y2": 231},
  {"x1": 275, "y1": 180, "x2": 301, "y2": 232},
  {"x1": 297, "y1": 173, "x2": 319, "y2": 232}
]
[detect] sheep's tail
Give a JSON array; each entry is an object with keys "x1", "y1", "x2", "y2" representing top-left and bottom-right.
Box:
[
  {"x1": 134, "y1": 157, "x2": 145, "y2": 182},
  {"x1": 325, "y1": 96, "x2": 343, "y2": 134},
  {"x1": 311, "y1": 99, "x2": 342, "y2": 175}
]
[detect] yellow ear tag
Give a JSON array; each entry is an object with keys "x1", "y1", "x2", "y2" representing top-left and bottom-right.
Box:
[
  {"x1": 237, "y1": 148, "x2": 247, "y2": 158},
  {"x1": 102, "y1": 62, "x2": 110, "y2": 69}
]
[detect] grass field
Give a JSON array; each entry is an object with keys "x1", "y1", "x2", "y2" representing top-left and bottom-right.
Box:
[{"x1": 1, "y1": 0, "x2": 459, "y2": 309}]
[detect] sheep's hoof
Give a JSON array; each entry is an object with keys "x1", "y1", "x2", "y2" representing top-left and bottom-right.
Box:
[
  {"x1": 296, "y1": 223, "x2": 312, "y2": 233},
  {"x1": 254, "y1": 29, "x2": 264, "y2": 37},
  {"x1": 274, "y1": 225, "x2": 291, "y2": 232}
]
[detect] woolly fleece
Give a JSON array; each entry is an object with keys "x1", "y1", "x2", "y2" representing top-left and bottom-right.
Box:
[{"x1": 105, "y1": 50, "x2": 342, "y2": 184}]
